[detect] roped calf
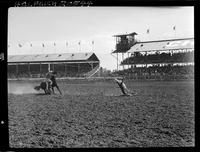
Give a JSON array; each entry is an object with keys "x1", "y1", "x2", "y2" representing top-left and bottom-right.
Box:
[{"x1": 34, "y1": 81, "x2": 51, "y2": 95}]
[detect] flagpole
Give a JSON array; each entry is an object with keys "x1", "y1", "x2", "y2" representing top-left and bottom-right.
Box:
[
  {"x1": 92, "y1": 41, "x2": 94, "y2": 51},
  {"x1": 78, "y1": 41, "x2": 81, "y2": 52},
  {"x1": 173, "y1": 25, "x2": 176, "y2": 39},
  {"x1": 66, "y1": 41, "x2": 68, "y2": 51},
  {"x1": 53, "y1": 41, "x2": 56, "y2": 52},
  {"x1": 42, "y1": 43, "x2": 44, "y2": 52},
  {"x1": 30, "y1": 42, "x2": 32, "y2": 54},
  {"x1": 146, "y1": 29, "x2": 150, "y2": 41},
  {"x1": 18, "y1": 43, "x2": 22, "y2": 53}
]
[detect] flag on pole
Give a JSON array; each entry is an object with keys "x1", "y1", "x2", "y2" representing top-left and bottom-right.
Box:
[
  {"x1": 173, "y1": 26, "x2": 176, "y2": 31},
  {"x1": 18, "y1": 44, "x2": 22, "y2": 47},
  {"x1": 92, "y1": 40, "x2": 94, "y2": 51},
  {"x1": 147, "y1": 29, "x2": 150, "y2": 34}
]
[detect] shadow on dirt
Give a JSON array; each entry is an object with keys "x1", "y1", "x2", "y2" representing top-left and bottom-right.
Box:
[
  {"x1": 105, "y1": 94, "x2": 134, "y2": 97},
  {"x1": 35, "y1": 93, "x2": 48, "y2": 96}
]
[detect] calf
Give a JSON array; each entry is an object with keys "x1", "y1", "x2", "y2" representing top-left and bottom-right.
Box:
[{"x1": 34, "y1": 81, "x2": 51, "y2": 95}]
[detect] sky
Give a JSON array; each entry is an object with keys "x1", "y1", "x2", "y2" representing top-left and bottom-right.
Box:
[{"x1": 8, "y1": 7, "x2": 194, "y2": 71}]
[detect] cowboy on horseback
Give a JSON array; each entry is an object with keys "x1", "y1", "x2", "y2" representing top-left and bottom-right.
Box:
[
  {"x1": 45, "y1": 71, "x2": 53, "y2": 94},
  {"x1": 49, "y1": 71, "x2": 62, "y2": 95}
]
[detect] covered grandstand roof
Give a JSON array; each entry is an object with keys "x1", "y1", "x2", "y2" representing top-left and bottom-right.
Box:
[
  {"x1": 8, "y1": 52, "x2": 99, "y2": 63},
  {"x1": 113, "y1": 32, "x2": 138, "y2": 37},
  {"x1": 128, "y1": 38, "x2": 194, "y2": 53}
]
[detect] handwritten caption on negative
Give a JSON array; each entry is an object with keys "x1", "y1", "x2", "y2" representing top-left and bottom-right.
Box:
[{"x1": 14, "y1": 1, "x2": 93, "y2": 7}]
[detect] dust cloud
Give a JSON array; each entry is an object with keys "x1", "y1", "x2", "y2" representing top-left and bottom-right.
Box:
[{"x1": 8, "y1": 81, "x2": 39, "y2": 94}]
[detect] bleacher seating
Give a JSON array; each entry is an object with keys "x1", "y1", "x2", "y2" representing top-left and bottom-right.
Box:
[
  {"x1": 122, "y1": 51, "x2": 194, "y2": 65},
  {"x1": 8, "y1": 63, "x2": 99, "y2": 78}
]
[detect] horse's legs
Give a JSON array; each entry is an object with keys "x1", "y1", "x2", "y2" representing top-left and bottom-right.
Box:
[
  {"x1": 44, "y1": 89, "x2": 47, "y2": 94},
  {"x1": 51, "y1": 87, "x2": 55, "y2": 94}
]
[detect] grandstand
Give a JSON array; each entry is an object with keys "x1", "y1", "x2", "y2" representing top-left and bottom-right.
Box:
[
  {"x1": 112, "y1": 34, "x2": 194, "y2": 80},
  {"x1": 7, "y1": 52, "x2": 100, "y2": 78}
]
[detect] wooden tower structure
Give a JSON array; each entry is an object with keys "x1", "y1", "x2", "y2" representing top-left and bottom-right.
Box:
[{"x1": 112, "y1": 32, "x2": 138, "y2": 70}]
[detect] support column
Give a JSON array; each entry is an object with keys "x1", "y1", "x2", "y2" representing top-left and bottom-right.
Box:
[
  {"x1": 52, "y1": 64, "x2": 54, "y2": 71},
  {"x1": 117, "y1": 53, "x2": 118, "y2": 71},
  {"x1": 78, "y1": 63, "x2": 80, "y2": 73},
  {"x1": 127, "y1": 53, "x2": 129, "y2": 69},
  {"x1": 65, "y1": 64, "x2": 67, "y2": 77},
  {"x1": 122, "y1": 53, "x2": 124, "y2": 70},
  {"x1": 40, "y1": 63, "x2": 42, "y2": 77},
  {"x1": 16, "y1": 64, "x2": 18, "y2": 74},
  {"x1": 64, "y1": 63, "x2": 66, "y2": 74},
  {"x1": 89, "y1": 63, "x2": 93, "y2": 70},
  {"x1": 48, "y1": 64, "x2": 50, "y2": 72},
  {"x1": 28, "y1": 63, "x2": 30, "y2": 77},
  {"x1": 145, "y1": 51, "x2": 147, "y2": 62}
]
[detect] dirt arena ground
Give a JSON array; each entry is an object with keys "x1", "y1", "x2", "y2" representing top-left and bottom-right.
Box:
[{"x1": 8, "y1": 79, "x2": 194, "y2": 147}]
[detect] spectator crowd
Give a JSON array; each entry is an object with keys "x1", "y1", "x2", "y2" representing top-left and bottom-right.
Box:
[
  {"x1": 122, "y1": 51, "x2": 194, "y2": 65},
  {"x1": 114, "y1": 50, "x2": 194, "y2": 80}
]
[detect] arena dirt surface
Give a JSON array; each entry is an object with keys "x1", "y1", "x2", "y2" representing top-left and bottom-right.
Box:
[{"x1": 8, "y1": 79, "x2": 194, "y2": 147}]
